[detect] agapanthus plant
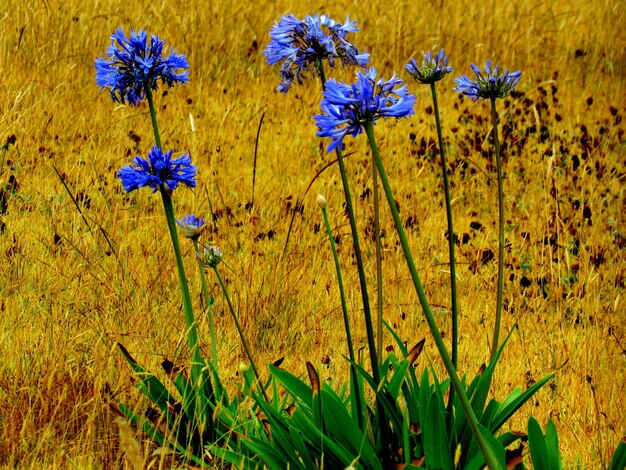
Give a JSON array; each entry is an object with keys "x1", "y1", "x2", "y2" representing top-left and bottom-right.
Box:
[
  {"x1": 315, "y1": 67, "x2": 416, "y2": 152},
  {"x1": 96, "y1": 28, "x2": 252, "y2": 466},
  {"x1": 95, "y1": 27, "x2": 189, "y2": 105},
  {"x1": 264, "y1": 13, "x2": 369, "y2": 92},
  {"x1": 405, "y1": 48, "x2": 452, "y2": 84},
  {"x1": 316, "y1": 64, "x2": 507, "y2": 468},
  {"x1": 118, "y1": 146, "x2": 196, "y2": 193},
  {"x1": 454, "y1": 59, "x2": 521, "y2": 101}
]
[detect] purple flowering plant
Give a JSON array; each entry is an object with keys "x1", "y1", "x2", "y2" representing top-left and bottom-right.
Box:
[
  {"x1": 264, "y1": 13, "x2": 369, "y2": 92},
  {"x1": 454, "y1": 59, "x2": 521, "y2": 101},
  {"x1": 118, "y1": 146, "x2": 196, "y2": 193},
  {"x1": 95, "y1": 27, "x2": 265, "y2": 466},
  {"x1": 315, "y1": 67, "x2": 416, "y2": 152},
  {"x1": 95, "y1": 28, "x2": 189, "y2": 106}
]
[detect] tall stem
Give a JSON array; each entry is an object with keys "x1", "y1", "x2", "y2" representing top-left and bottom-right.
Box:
[
  {"x1": 372, "y1": 149, "x2": 384, "y2": 369},
  {"x1": 430, "y1": 83, "x2": 459, "y2": 415},
  {"x1": 315, "y1": 62, "x2": 379, "y2": 385},
  {"x1": 146, "y1": 86, "x2": 213, "y2": 435},
  {"x1": 212, "y1": 266, "x2": 268, "y2": 402},
  {"x1": 320, "y1": 204, "x2": 363, "y2": 428},
  {"x1": 490, "y1": 97, "x2": 505, "y2": 360},
  {"x1": 364, "y1": 121, "x2": 502, "y2": 470},
  {"x1": 194, "y1": 239, "x2": 218, "y2": 369},
  {"x1": 145, "y1": 85, "x2": 162, "y2": 150},
  {"x1": 316, "y1": 61, "x2": 388, "y2": 462}
]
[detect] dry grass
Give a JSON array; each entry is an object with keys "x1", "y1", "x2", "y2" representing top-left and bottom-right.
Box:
[{"x1": 0, "y1": 0, "x2": 625, "y2": 468}]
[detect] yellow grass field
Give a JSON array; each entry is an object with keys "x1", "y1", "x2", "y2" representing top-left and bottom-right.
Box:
[{"x1": 1, "y1": 0, "x2": 625, "y2": 467}]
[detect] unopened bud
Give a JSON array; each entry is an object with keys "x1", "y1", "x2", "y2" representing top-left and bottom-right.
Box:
[{"x1": 316, "y1": 193, "x2": 327, "y2": 209}]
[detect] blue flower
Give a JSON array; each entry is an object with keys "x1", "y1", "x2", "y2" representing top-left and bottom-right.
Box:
[
  {"x1": 95, "y1": 27, "x2": 189, "y2": 105},
  {"x1": 176, "y1": 215, "x2": 205, "y2": 239},
  {"x1": 315, "y1": 67, "x2": 416, "y2": 152},
  {"x1": 118, "y1": 146, "x2": 196, "y2": 193},
  {"x1": 406, "y1": 48, "x2": 452, "y2": 84},
  {"x1": 264, "y1": 13, "x2": 369, "y2": 92},
  {"x1": 454, "y1": 60, "x2": 521, "y2": 101}
]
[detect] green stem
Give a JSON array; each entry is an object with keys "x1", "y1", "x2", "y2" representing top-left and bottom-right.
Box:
[
  {"x1": 194, "y1": 239, "x2": 218, "y2": 369},
  {"x1": 147, "y1": 85, "x2": 204, "y2": 385},
  {"x1": 145, "y1": 85, "x2": 162, "y2": 150},
  {"x1": 372, "y1": 148, "x2": 384, "y2": 369},
  {"x1": 212, "y1": 266, "x2": 268, "y2": 402},
  {"x1": 316, "y1": 60, "x2": 388, "y2": 462},
  {"x1": 490, "y1": 97, "x2": 505, "y2": 360},
  {"x1": 316, "y1": 59, "x2": 327, "y2": 89},
  {"x1": 320, "y1": 203, "x2": 363, "y2": 428},
  {"x1": 160, "y1": 191, "x2": 213, "y2": 431},
  {"x1": 430, "y1": 83, "x2": 459, "y2": 415},
  {"x1": 364, "y1": 121, "x2": 502, "y2": 470},
  {"x1": 147, "y1": 86, "x2": 213, "y2": 436},
  {"x1": 315, "y1": 61, "x2": 379, "y2": 383}
]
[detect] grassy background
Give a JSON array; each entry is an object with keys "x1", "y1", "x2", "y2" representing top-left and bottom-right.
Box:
[{"x1": 0, "y1": 0, "x2": 624, "y2": 467}]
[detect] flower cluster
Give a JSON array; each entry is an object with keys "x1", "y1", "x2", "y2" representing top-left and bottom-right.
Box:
[
  {"x1": 264, "y1": 13, "x2": 369, "y2": 92},
  {"x1": 118, "y1": 146, "x2": 196, "y2": 193},
  {"x1": 315, "y1": 67, "x2": 415, "y2": 152},
  {"x1": 96, "y1": 28, "x2": 189, "y2": 105},
  {"x1": 405, "y1": 49, "x2": 452, "y2": 84},
  {"x1": 177, "y1": 215, "x2": 205, "y2": 239},
  {"x1": 454, "y1": 60, "x2": 521, "y2": 101}
]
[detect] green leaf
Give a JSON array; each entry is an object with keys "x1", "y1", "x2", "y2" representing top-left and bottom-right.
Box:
[
  {"x1": 270, "y1": 364, "x2": 313, "y2": 409},
  {"x1": 528, "y1": 417, "x2": 551, "y2": 470},
  {"x1": 545, "y1": 419, "x2": 562, "y2": 470},
  {"x1": 117, "y1": 343, "x2": 178, "y2": 429},
  {"x1": 465, "y1": 424, "x2": 507, "y2": 470},
  {"x1": 423, "y1": 390, "x2": 453, "y2": 470},
  {"x1": 244, "y1": 436, "x2": 299, "y2": 470},
  {"x1": 290, "y1": 408, "x2": 355, "y2": 468},
  {"x1": 118, "y1": 403, "x2": 207, "y2": 467},
  {"x1": 289, "y1": 425, "x2": 317, "y2": 470},
  {"x1": 387, "y1": 358, "x2": 410, "y2": 399},
  {"x1": 489, "y1": 374, "x2": 554, "y2": 433},
  {"x1": 321, "y1": 387, "x2": 381, "y2": 469},
  {"x1": 609, "y1": 438, "x2": 626, "y2": 470}
]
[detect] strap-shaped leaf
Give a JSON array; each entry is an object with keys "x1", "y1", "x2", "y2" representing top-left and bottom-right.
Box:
[
  {"x1": 609, "y1": 438, "x2": 626, "y2": 470},
  {"x1": 269, "y1": 364, "x2": 313, "y2": 409},
  {"x1": 528, "y1": 416, "x2": 551, "y2": 469},
  {"x1": 423, "y1": 389, "x2": 453, "y2": 470},
  {"x1": 489, "y1": 374, "x2": 554, "y2": 433}
]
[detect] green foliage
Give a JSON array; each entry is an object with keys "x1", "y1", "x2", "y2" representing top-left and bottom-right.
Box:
[
  {"x1": 116, "y1": 342, "x2": 257, "y2": 467},
  {"x1": 218, "y1": 321, "x2": 553, "y2": 469},
  {"x1": 527, "y1": 417, "x2": 563, "y2": 470},
  {"x1": 609, "y1": 438, "x2": 626, "y2": 470}
]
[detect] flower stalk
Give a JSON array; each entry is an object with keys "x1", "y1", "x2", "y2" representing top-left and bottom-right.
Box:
[
  {"x1": 490, "y1": 96, "x2": 505, "y2": 359},
  {"x1": 430, "y1": 83, "x2": 459, "y2": 417},
  {"x1": 318, "y1": 195, "x2": 364, "y2": 427},
  {"x1": 364, "y1": 121, "x2": 502, "y2": 470},
  {"x1": 193, "y1": 239, "x2": 218, "y2": 369}
]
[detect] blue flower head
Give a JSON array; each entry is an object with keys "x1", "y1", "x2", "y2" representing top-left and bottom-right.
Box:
[
  {"x1": 118, "y1": 146, "x2": 196, "y2": 193},
  {"x1": 454, "y1": 60, "x2": 521, "y2": 101},
  {"x1": 95, "y1": 27, "x2": 189, "y2": 105},
  {"x1": 176, "y1": 215, "x2": 205, "y2": 239},
  {"x1": 406, "y1": 49, "x2": 452, "y2": 84},
  {"x1": 264, "y1": 13, "x2": 369, "y2": 92},
  {"x1": 315, "y1": 67, "x2": 416, "y2": 152}
]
